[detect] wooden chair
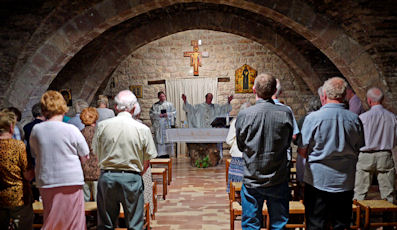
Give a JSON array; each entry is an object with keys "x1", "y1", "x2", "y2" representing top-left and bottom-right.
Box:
[
  {"x1": 355, "y1": 200, "x2": 397, "y2": 229},
  {"x1": 285, "y1": 201, "x2": 305, "y2": 229},
  {"x1": 119, "y1": 202, "x2": 150, "y2": 230},
  {"x1": 150, "y1": 158, "x2": 172, "y2": 185},
  {"x1": 230, "y1": 200, "x2": 269, "y2": 230},
  {"x1": 226, "y1": 158, "x2": 231, "y2": 185},
  {"x1": 229, "y1": 182, "x2": 269, "y2": 230},
  {"x1": 152, "y1": 181, "x2": 157, "y2": 219},
  {"x1": 351, "y1": 200, "x2": 361, "y2": 229},
  {"x1": 151, "y1": 167, "x2": 167, "y2": 200}
]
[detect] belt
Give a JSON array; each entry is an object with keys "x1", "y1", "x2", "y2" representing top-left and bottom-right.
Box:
[
  {"x1": 101, "y1": 169, "x2": 140, "y2": 175},
  {"x1": 361, "y1": 150, "x2": 391, "y2": 153}
]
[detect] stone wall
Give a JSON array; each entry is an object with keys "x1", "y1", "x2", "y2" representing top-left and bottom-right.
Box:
[{"x1": 103, "y1": 30, "x2": 312, "y2": 127}]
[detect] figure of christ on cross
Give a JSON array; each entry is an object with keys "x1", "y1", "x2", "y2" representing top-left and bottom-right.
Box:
[{"x1": 184, "y1": 40, "x2": 202, "y2": 76}]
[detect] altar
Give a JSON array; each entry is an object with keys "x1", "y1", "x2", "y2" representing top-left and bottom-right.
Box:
[{"x1": 165, "y1": 128, "x2": 228, "y2": 167}]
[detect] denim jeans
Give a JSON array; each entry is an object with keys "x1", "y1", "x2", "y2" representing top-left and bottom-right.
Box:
[{"x1": 241, "y1": 181, "x2": 289, "y2": 230}]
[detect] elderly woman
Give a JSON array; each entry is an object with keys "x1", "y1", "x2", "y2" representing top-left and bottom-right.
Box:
[
  {"x1": 30, "y1": 90, "x2": 89, "y2": 229},
  {"x1": 80, "y1": 107, "x2": 101, "y2": 201},
  {"x1": 133, "y1": 103, "x2": 155, "y2": 216},
  {"x1": 0, "y1": 111, "x2": 33, "y2": 229},
  {"x1": 226, "y1": 102, "x2": 250, "y2": 193}
]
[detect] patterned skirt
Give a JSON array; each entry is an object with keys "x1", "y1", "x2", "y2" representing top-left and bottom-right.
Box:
[
  {"x1": 227, "y1": 157, "x2": 244, "y2": 193},
  {"x1": 142, "y1": 167, "x2": 154, "y2": 215}
]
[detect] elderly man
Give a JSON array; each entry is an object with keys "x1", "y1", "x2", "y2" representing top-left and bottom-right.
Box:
[
  {"x1": 354, "y1": 87, "x2": 397, "y2": 203},
  {"x1": 236, "y1": 73, "x2": 293, "y2": 229},
  {"x1": 92, "y1": 90, "x2": 157, "y2": 230},
  {"x1": 182, "y1": 93, "x2": 233, "y2": 128},
  {"x1": 150, "y1": 91, "x2": 176, "y2": 158},
  {"x1": 298, "y1": 77, "x2": 364, "y2": 229}
]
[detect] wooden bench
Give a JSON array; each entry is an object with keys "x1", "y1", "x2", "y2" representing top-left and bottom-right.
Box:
[
  {"x1": 150, "y1": 158, "x2": 172, "y2": 185},
  {"x1": 33, "y1": 201, "x2": 150, "y2": 229},
  {"x1": 356, "y1": 200, "x2": 397, "y2": 229},
  {"x1": 151, "y1": 167, "x2": 167, "y2": 200}
]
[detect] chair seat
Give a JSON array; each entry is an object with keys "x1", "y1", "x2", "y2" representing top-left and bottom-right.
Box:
[
  {"x1": 357, "y1": 200, "x2": 397, "y2": 210},
  {"x1": 150, "y1": 159, "x2": 171, "y2": 163}
]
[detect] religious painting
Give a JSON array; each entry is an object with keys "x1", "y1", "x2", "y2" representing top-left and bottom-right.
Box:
[
  {"x1": 129, "y1": 85, "x2": 143, "y2": 98},
  {"x1": 235, "y1": 64, "x2": 257, "y2": 93},
  {"x1": 59, "y1": 89, "x2": 72, "y2": 106}
]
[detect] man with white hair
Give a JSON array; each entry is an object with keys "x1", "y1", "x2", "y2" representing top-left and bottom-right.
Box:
[
  {"x1": 354, "y1": 87, "x2": 397, "y2": 203},
  {"x1": 92, "y1": 90, "x2": 157, "y2": 229},
  {"x1": 298, "y1": 77, "x2": 364, "y2": 229}
]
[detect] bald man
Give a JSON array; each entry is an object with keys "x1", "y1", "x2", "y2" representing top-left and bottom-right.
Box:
[
  {"x1": 298, "y1": 77, "x2": 364, "y2": 229},
  {"x1": 354, "y1": 87, "x2": 397, "y2": 203}
]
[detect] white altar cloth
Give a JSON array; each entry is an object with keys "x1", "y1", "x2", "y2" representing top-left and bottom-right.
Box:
[{"x1": 165, "y1": 128, "x2": 228, "y2": 143}]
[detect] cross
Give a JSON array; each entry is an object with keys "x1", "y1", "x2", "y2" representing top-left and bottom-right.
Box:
[{"x1": 184, "y1": 40, "x2": 208, "y2": 76}]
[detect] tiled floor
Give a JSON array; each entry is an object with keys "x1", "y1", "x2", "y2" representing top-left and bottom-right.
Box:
[{"x1": 151, "y1": 156, "x2": 234, "y2": 230}]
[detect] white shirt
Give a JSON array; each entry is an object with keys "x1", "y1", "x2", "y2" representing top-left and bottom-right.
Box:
[
  {"x1": 226, "y1": 118, "x2": 243, "y2": 158},
  {"x1": 92, "y1": 112, "x2": 158, "y2": 172},
  {"x1": 30, "y1": 121, "x2": 89, "y2": 188}
]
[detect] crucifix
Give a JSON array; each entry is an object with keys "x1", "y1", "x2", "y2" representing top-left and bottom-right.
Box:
[{"x1": 184, "y1": 40, "x2": 208, "y2": 76}]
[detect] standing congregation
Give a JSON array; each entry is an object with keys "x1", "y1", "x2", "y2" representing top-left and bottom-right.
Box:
[{"x1": 0, "y1": 73, "x2": 396, "y2": 230}]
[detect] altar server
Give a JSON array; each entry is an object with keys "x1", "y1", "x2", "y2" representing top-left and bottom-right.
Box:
[{"x1": 150, "y1": 91, "x2": 176, "y2": 158}]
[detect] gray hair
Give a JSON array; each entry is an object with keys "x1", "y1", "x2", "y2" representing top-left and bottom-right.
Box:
[
  {"x1": 323, "y1": 77, "x2": 347, "y2": 100},
  {"x1": 273, "y1": 79, "x2": 282, "y2": 97},
  {"x1": 97, "y1": 95, "x2": 109, "y2": 107},
  {"x1": 114, "y1": 90, "x2": 137, "y2": 112},
  {"x1": 317, "y1": 86, "x2": 324, "y2": 97},
  {"x1": 73, "y1": 99, "x2": 89, "y2": 114},
  {"x1": 133, "y1": 102, "x2": 141, "y2": 117},
  {"x1": 367, "y1": 87, "x2": 384, "y2": 103}
]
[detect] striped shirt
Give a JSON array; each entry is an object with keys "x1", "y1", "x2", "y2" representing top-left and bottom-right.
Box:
[{"x1": 236, "y1": 98, "x2": 293, "y2": 188}]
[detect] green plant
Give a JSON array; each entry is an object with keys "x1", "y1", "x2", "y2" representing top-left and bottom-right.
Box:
[{"x1": 195, "y1": 155, "x2": 210, "y2": 168}]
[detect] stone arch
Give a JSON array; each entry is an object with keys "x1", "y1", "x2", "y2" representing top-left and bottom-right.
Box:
[
  {"x1": 6, "y1": 0, "x2": 392, "y2": 113},
  {"x1": 51, "y1": 10, "x2": 321, "y2": 104}
]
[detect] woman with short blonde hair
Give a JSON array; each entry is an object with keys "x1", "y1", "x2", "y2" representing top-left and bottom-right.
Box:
[
  {"x1": 30, "y1": 90, "x2": 89, "y2": 229},
  {"x1": 40, "y1": 90, "x2": 69, "y2": 119}
]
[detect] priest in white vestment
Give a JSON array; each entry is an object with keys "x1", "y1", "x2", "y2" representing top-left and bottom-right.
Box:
[
  {"x1": 150, "y1": 91, "x2": 176, "y2": 158},
  {"x1": 182, "y1": 93, "x2": 233, "y2": 128}
]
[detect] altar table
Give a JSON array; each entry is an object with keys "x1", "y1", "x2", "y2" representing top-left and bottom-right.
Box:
[
  {"x1": 165, "y1": 128, "x2": 228, "y2": 143},
  {"x1": 165, "y1": 128, "x2": 229, "y2": 167}
]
